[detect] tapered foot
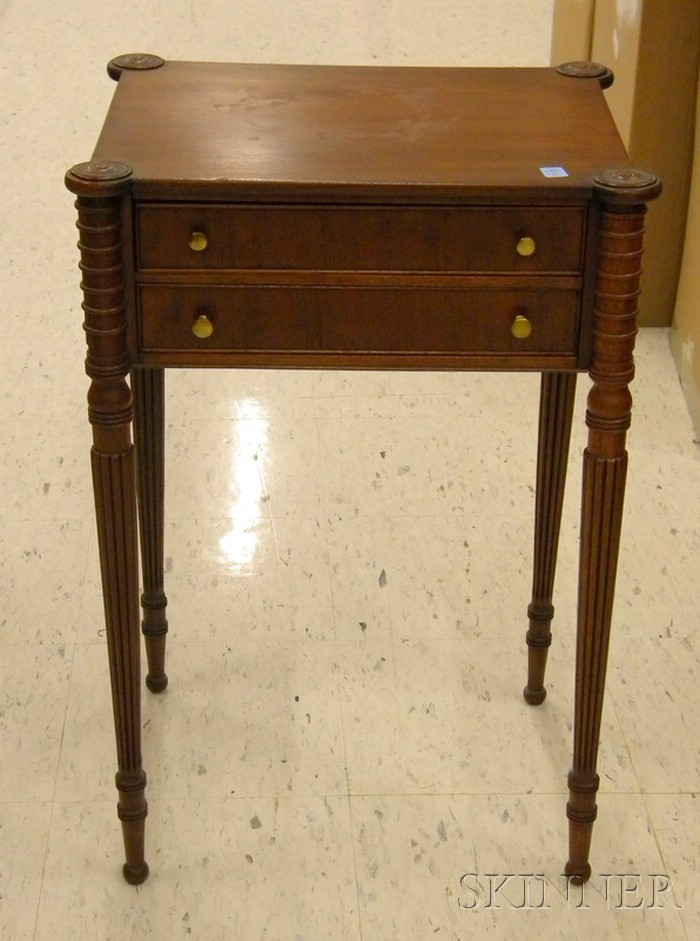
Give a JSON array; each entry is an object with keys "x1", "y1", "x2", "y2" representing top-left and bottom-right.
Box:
[
  {"x1": 523, "y1": 684, "x2": 547, "y2": 705},
  {"x1": 564, "y1": 860, "x2": 591, "y2": 885},
  {"x1": 123, "y1": 860, "x2": 150, "y2": 885},
  {"x1": 524, "y1": 601, "x2": 553, "y2": 704},
  {"x1": 116, "y1": 770, "x2": 148, "y2": 886},
  {"x1": 566, "y1": 771, "x2": 598, "y2": 888},
  {"x1": 143, "y1": 615, "x2": 168, "y2": 692},
  {"x1": 142, "y1": 601, "x2": 168, "y2": 692},
  {"x1": 146, "y1": 671, "x2": 168, "y2": 693}
]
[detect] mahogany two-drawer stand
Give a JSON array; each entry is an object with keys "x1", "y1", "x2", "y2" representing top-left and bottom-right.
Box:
[{"x1": 66, "y1": 55, "x2": 661, "y2": 885}]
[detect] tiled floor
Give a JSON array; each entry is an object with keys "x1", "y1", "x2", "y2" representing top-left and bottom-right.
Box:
[{"x1": 2, "y1": 2, "x2": 699, "y2": 939}]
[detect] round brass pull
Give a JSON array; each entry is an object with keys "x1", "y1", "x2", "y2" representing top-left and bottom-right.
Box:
[
  {"x1": 192, "y1": 313, "x2": 214, "y2": 339},
  {"x1": 511, "y1": 314, "x2": 532, "y2": 339},
  {"x1": 516, "y1": 236, "x2": 536, "y2": 257},
  {"x1": 188, "y1": 231, "x2": 208, "y2": 252}
]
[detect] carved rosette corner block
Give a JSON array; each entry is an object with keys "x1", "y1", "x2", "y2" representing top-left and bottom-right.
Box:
[
  {"x1": 65, "y1": 159, "x2": 149, "y2": 885},
  {"x1": 67, "y1": 159, "x2": 132, "y2": 190},
  {"x1": 565, "y1": 167, "x2": 661, "y2": 884},
  {"x1": 594, "y1": 168, "x2": 661, "y2": 197},
  {"x1": 556, "y1": 60, "x2": 614, "y2": 89},
  {"x1": 108, "y1": 53, "x2": 165, "y2": 81}
]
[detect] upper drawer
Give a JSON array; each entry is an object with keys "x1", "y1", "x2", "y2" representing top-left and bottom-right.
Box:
[{"x1": 136, "y1": 204, "x2": 585, "y2": 273}]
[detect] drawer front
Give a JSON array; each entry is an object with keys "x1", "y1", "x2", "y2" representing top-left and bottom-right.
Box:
[
  {"x1": 136, "y1": 205, "x2": 584, "y2": 273},
  {"x1": 139, "y1": 286, "x2": 579, "y2": 355}
]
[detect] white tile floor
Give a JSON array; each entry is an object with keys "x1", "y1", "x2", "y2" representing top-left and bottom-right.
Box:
[{"x1": 1, "y1": 2, "x2": 699, "y2": 939}]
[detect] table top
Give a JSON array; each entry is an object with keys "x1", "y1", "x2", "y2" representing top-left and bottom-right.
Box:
[{"x1": 91, "y1": 60, "x2": 630, "y2": 202}]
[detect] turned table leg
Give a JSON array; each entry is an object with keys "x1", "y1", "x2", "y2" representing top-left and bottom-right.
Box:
[
  {"x1": 132, "y1": 367, "x2": 169, "y2": 693},
  {"x1": 66, "y1": 162, "x2": 149, "y2": 884},
  {"x1": 524, "y1": 371, "x2": 577, "y2": 705},
  {"x1": 565, "y1": 172, "x2": 659, "y2": 882}
]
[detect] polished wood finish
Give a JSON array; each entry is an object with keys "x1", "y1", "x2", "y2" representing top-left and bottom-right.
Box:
[
  {"x1": 132, "y1": 368, "x2": 168, "y2": 693},
  {"x1": 91, "y1": 62, "x2": 631, "y2": 199},
  {"x1": 136, "y1": 205, "x2": 585, "y2": 271},
  {"x1": 566, "y1": 193, "x2": 651, "y2": 883},
  {"x1": 66, "y1": 59, "x2": 660, "y2": 885},
  {"x1": 525, "y1": 371, "x2": 577, "y2": 705},
  {"x1": 138, "y1": 284, "x2": 581, "y2": 356},
  {"x1": 66, "y1": 161, "x2": 148, "y2": 886}
]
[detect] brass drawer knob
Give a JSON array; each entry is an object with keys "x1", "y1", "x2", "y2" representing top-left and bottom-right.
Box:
[
  {"x1": 516, "y1": 236, "x2": 536, "y2": 257},
  {"x1": 192, "y1": 313, "x2": 214, "y2": 339},
  {"x1": 511, "y1": 314, "x2": 532, "y2": 339},
  {"x1": 188, "y1": 231, "x2": 208, "y2": 252}
]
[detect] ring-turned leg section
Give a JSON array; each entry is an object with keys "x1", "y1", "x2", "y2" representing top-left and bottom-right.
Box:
[
  {"x1": 524, "y1": 371, "x2": 577, "y2": 705},
  {"x1": 66, "y1": 161, "x2": 149, "y2": 885},
  {"x1": 132, "y1": 367, "x2": 169, "y2": 693},
  {"x1": 565, "y1": 169, "x2": 661, "y2": 883}
]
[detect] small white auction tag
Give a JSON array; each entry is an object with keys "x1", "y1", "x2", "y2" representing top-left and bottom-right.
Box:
[{"x1": 540, "y1": 166, "x2": 569, "y2": 178}]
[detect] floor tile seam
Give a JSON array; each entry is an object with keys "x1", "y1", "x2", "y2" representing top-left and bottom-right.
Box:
[
  {"x1": 0, "y1": 515, "x2": 95, "y2": 524},
  {"x1": 0, "y1": 798, "x2": 56, "y2": 806},
  {"x1": 638, "y1": 790, "x2": 693, "y2": 941},
  {"x1": 33, "y1": 640, "x2": 79, "y2": 941},
  {"x1": 344, "y1": 790, "x2": 666, "y2": 803},
  {"x1": 320, "y1": 508, "x2": 353, "y2": 738},
  {"x1": 639, "y1": 789, "x2": 683, "y2": 866},
  {"x1": 49, "y1": 640, "x2": 78, "y2": 807},
  {"x1": 607, "y1": 694, "x2": 659, "y2": 797},
  {"x1": 101, "y1": 786, "x2": 644, "y2": 801},
  {"x1": 0, "y1": 418, "x2": 91, "y2": 430},
  {"x1": 341, "y1": 768, "x2": 367, "y2": 941},
  {"x1": 634, "y1": 789, "x2": 700, "y2": 796},
  {"x1": 114, "y1": 637, "x2": 340, "y2": 651},
  {"x1": 32, "y1": 810, "x2": 52, "y2": 941},
  {"x1": 310, "y1": 384, "x2": 531, "y2": 395},
  {"x1": 159, "y1": 512, "x2": 322, "y2": 522},
  {"x1": 342, "y1": 819, "x2": 368, "y2": 940},
  {"x1": 170, "y1": 408, "x2": 320, "y2": 425},
  {"x1": 637, "y1": 783, "x2": 700, "y2": 794},
  {"x1": 0, "y1": 332, "x2": 74, "y2": 341},
  {"x1": 42, "y1": 793, "x2": 359, "y2": 806},
  {"x1": 40, "y1": 787, "x2": 676, "y2": 806},
  {"x1": 344, "y1": 789, "x2": 572, "y2": 798},
  {"x1": 309, "y1": 408, "x2": 355, "y2": 861},
  {"x1": 0, "y1": 641, "x2": 84, "y2": 650},
  {"x1": 325, "y1": 509, "x2": 536, "y2": 518},
  {"x1": 312, "y1": 406, "x2": 541, "y2": 422}
]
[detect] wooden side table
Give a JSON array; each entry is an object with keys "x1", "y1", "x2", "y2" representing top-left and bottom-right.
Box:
[{"x1": 66, "y1": 56, "x2": 661, "y2": 885}]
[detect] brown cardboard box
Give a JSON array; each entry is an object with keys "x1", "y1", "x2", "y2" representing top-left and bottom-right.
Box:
[{"x1": 553, "y1": 0, "x2": 700, "y2": 326}]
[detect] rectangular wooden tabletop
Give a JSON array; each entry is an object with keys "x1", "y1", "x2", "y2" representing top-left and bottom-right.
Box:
[{"x1": 92, "y1": 61, "x2": 629, "y2": 201}]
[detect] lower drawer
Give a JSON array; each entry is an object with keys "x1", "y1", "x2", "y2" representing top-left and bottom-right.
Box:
[{"x1": 138, "y1": 285, "x2": 579, "y2": 356}]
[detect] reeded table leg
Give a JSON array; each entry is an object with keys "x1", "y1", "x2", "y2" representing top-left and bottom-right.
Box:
[
  {"x1": 66, "y1": 162, "x2": 148, "y2": 885},
  {"x1": 133, "y1": 367, "x2": 169, "y2": 693},
  {"x1": 565, "y1": 193, "x2": 650, "y2": 883},
  {"x1": 524, "y1": 371, "x2": 577, "y2": 705}
]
